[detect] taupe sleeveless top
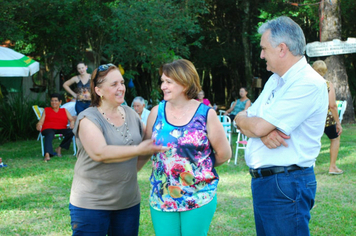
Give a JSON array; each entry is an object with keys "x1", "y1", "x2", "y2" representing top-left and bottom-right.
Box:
[{"x1": 70, "y1": 106, "x2": 143, "y2": 210}]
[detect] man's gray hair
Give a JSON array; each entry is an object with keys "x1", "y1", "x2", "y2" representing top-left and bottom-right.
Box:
[
  {"x1": 258, "y1": 16, "x2": 306, "y2": 56},
  {"x1": 132, "y1": 96, "x2": 145, "y2": 105}
]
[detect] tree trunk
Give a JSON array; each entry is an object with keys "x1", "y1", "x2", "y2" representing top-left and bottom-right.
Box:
[
  {"x1": 320, "y1": 0, "x2": 355, "y2": 123},
  {"x1": 43, "y1": 49, "x2": 55, "y2": 97},
  {"x1": 241, "y1": 0, "x2": 252, "y2": 94}
]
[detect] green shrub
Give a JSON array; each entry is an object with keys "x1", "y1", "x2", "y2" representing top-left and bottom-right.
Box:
[{"x1": 0, "y1": 93, "x2": 46, "y2": 144}]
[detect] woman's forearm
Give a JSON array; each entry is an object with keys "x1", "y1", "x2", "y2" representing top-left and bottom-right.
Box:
[{"x1": 330, "y1": 105, "x2": 341, "y2": 124}]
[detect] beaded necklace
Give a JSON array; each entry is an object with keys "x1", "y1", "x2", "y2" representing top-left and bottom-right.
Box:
[{"x1": 98, "y1": 106, "x2": 133, "y2": 144}]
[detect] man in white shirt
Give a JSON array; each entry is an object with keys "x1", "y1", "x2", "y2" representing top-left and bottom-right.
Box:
[
  {"x1": 61, "y1": 99, "x2": 77, "y2": 118},
  {"x1": 131, "y1": 96, "x2": 150, "y2": 126},
  {"x1": 235, "y1": 16, "x2": 328, "y2": 236}
]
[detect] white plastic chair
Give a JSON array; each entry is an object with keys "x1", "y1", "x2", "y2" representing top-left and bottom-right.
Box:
[
  {"x1": 232, "y1": 121, "x2": 248, "y2": 165},
  {"x1": 336, "y1": 100, "x2": 347, "y2": 124},
  {"x1": 218, "y1": 115, "x2": 235, "y2": 163},
  {"x1": 218, "y1": 101, "x2": 235, "y2": 116},
  {"x1": 234, "y1": 129, "x2": 248, "y2": 165},
  {"x1": 32, "y1": 105, "x2": 76, "y2": 156},
  {"x1": 33, "y1": 105, "x2": 44, "y2": 141},
  {"x1": 218, "y1": 115, "x2": 232, "y2": 144}
]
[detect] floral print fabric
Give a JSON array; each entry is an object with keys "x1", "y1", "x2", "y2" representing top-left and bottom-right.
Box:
[{"x1": 150, "y1": 101, "x2": 218, "y2": 212}]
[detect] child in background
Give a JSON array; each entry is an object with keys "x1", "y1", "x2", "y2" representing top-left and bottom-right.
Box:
[{"x1": 0, "y1": 157, "x2": 7, "y2": 168}]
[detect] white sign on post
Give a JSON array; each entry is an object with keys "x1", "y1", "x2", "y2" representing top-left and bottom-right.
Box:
[{"x1": 306, "y1": 38, "x2": 356, "y2": 57}]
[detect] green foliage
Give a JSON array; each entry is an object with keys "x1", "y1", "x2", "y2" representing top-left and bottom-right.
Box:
[
  {"x1": 1, "y1": 0, "x2": 207, "y2": 100},
  {"x1": 2, "y1": 0, "x2": 355, "y2": 114},
  {"x1": 0, "y1": 93, "x2": 44, "y2": 144},
  {"x1": 0, "y1": 0, "x2": 24, "y2": 43},
  {"x1": 150, "y1": 87, "x2": 163, "y2": 107}
]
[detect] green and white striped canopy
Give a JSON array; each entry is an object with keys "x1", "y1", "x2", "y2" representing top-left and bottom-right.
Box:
[{"x1": 0, "y1": 46, "x2": 40, "y2": 77}]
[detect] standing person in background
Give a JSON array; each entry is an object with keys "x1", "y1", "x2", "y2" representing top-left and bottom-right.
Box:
[
  {"x1": 312, "y1": 60, "x2": 343, "y2": 175},
  {"x1": 140, "y1": 59, "x2": 231, "y2": 236},
  {"x1": 63, "y1": 62, "x2": 91, "y2": 114},
  {"x1": 69, "y1": 64, "x2": 167, "y2": 235},
  {"x1": 235, "y1": 16, "x2": 328, "y2": 236},
  {"x1": 131, "y1": 96, "x2": 151, "y2": 126},
  {"x1": 224, "y1": 87, "x2": 251, "y2": 121}
]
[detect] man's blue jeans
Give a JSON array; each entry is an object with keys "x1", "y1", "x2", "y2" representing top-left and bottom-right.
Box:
[
  {"x1": 251, "y1": 166, "x2": 316, "y2": 236},
  {"x1": 69, "y1": 203, "x2": 140, "y2": 236}
]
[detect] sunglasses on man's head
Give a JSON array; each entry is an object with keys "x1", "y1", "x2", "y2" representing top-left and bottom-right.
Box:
[{"x1": 94, "y1": 63, "x2": 115, "y2": 86}]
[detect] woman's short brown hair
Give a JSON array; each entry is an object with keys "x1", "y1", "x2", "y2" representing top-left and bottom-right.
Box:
[
  {"x1": 159, "y1": 59, "x2": 201, "y2": 99},
  {"x1": 90, "y1": 64, "x2": 119, "y2": 107},
  {"x1": 312, "y1": 60, "x2": 328, "y2": 77}
]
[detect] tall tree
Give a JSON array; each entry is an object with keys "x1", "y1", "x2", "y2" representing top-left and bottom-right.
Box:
[
  {"x1": 341, "y1": 0, "x2": 356, "y2": 110},
  {"x1": 241, "y1": 0, "x2": 252, "y2": 94},
  {"x1": 320, "y1": 0, "x2": 355, "y2": 123}
]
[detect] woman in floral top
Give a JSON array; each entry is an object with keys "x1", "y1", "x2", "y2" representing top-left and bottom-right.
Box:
[{"x1": 139, "y1": 59, "x2": 231, "y2": 235}]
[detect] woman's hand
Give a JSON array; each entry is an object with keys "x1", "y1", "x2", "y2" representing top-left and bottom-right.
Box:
[
  {"x1": 69, "y1": 121, "x2": 75, "y2": 129},
  {"x1": 36, "y1": 111, "x2": 45, "y2": 131},
  {"x1": 336, "y1": 122, "x2": 343, "y2": 136},
  {"x1": 137, "y1": 139, "x2": 170, "y2": 156},
  {"x1": 79, "y1": 117, "x2": 169, "y2": 163},
  {"x1": 63, "y1": 76, "x2": 79, "y2": 98},
  {"x1": 36, "y1": 123, "x2": 42, "y2": 131}
]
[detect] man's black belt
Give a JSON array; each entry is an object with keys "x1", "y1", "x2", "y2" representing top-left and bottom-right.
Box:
[{"x1": 249, "y1": 165, "x2": 307, "y2": 178}]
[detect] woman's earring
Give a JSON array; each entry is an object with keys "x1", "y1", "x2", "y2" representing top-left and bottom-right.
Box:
[{"x1": 101, "y1": 95, "x2": 103, "y2": 100}]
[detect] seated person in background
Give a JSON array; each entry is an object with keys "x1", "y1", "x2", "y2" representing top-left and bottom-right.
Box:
[
  {"x1": 224, "y1": 87, "x2": 251, "y2": 120},
  {"x1": 131, "y1": 96, "x2": 150, "y2": 126},
  {"x1": 36, "y1": 93, "x2": 75, "y2": 162},
  {"x1": 61, "y1": 98, "x2": 77, "y2": 120},
  {"x1": 196, "y1": 90, "x2": 213, "y2": 107},
  {"x1": 0, "y1": 157, "x2": 7, "y2": 168}
]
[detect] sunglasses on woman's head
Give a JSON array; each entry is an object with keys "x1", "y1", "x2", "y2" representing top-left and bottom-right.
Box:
[
  {"x1": 98, "y1": 63, "x2": 115, "y2": 72},
  {"x1": 94, "y1": 63, "x2": 115, "y2": 86}
]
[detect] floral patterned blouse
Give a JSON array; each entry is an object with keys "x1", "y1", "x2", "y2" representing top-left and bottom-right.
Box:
[
  {"x1": 149, "y1": 101, "x2": 219, "y2": 212},
  {"x1": 325, "y1": 80, "x2": 336, "y2": 127}
]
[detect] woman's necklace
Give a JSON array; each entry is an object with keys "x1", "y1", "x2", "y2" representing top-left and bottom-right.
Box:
[
  {"x1": 98, "y1": 106, "x2": 133, "y2": 144},
  {"x1": 171, "y1": 103, "x2": 190, "y2": 120}
]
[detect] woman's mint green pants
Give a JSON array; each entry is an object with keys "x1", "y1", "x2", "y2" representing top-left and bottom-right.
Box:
[{"x1": 150, "y1": 195, "x2": 217, "y2": 236}]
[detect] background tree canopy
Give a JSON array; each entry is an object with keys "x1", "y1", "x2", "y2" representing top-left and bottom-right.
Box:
[{"x1": 1, "y1": 0, "x2": 355, "y2": 121}]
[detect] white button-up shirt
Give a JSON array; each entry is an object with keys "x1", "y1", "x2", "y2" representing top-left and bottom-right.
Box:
[
  {"x1": 141, "y1": 108, "x2": 151, "y2": 126},
  {"x1": 245, "y1": 57, "x2": 328, "y2": 169}
]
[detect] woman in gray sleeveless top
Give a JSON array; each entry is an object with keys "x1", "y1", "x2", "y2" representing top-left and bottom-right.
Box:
[{"x1": 69, "y1": 64, "x2": 168, "y2": 236}]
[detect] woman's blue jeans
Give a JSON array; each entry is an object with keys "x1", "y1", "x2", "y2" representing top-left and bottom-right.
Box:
[
  {"x1": 251, "y1": 166, "x2": 316, "y2": 236},
  {"x1": 75, "y1": 100, "x2": 90, "y2": 114},
  {"x1": 69, "y1": 203, "x2": 140, "y2": 236}
]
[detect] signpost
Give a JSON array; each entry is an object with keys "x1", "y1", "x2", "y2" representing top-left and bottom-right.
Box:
[{"x1": 306, "y1": 37, "x2": 356, "y2": 57}]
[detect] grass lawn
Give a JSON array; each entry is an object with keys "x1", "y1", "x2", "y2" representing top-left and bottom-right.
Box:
[{"x1": 0, "y1": 124, "x2": 355, "y2": 235}]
